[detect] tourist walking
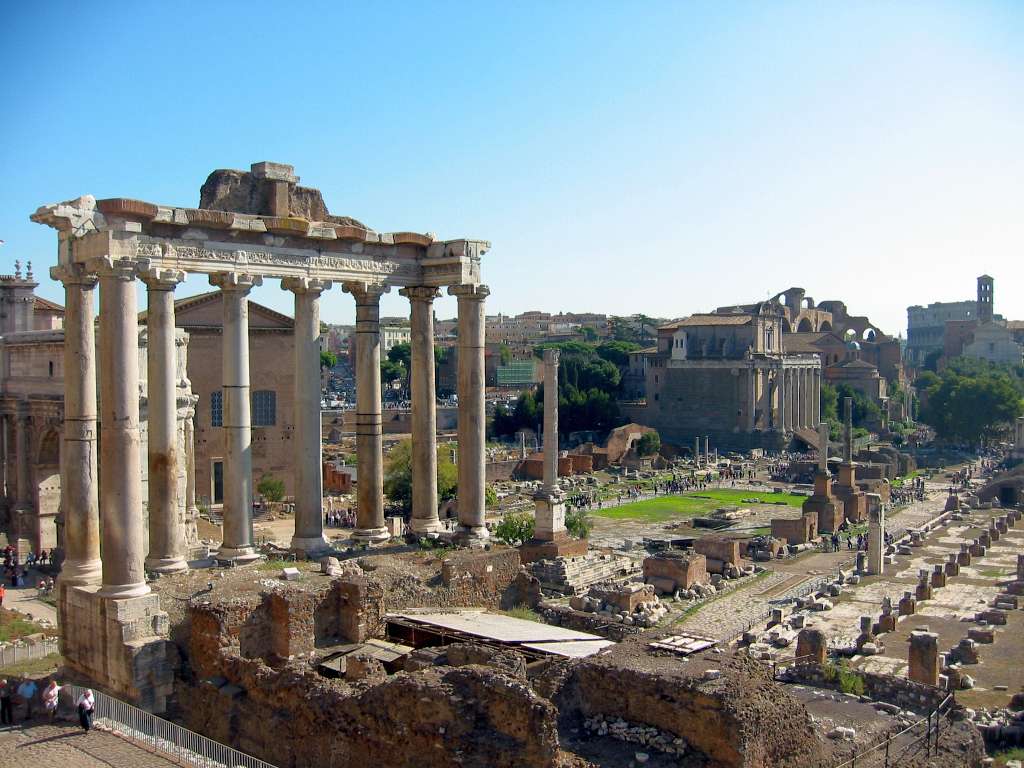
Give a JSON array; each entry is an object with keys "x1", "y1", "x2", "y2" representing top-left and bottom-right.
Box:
[
  {"x1": 42, "y1": 679, "x2": 60, "y2": 721},
  {"x1": 76, "y1": 689, "x2": 95, "y2": 732},
  {"x1": 0, "y1": 679, "x2": 12, "y2": 725}
]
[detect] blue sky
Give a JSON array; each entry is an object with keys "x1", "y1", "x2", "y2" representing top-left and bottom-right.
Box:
[{"x1": 2, "y1": 2, "x2": 1022, "y2": 335}]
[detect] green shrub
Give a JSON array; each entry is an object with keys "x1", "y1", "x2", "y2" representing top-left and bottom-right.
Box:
[
  {"x1": 565, "y1": 508, "x2": 591, "y2": 539},
  {"x1": 257, "y1": 474, "x2": 285, "y2": 503},
  {"x1": 495, "y1": 512, "x2": 535, "y2": 546},
  {"x1": 485, "y1": 485, "x2": 499, "y2": 508}
]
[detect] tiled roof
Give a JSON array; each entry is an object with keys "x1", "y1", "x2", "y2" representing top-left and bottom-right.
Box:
[{"x1": 662, "y1": 314, "x2": 753, "y2": 329}]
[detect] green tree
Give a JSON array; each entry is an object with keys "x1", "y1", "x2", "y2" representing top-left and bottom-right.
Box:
[
  {"x1": 380, "y1": 358, "x2": 406, "y2": 386},
  {"x1": 595, "y1": 340, "x2": 641, "y2": 368},
  {"x1": 498, "y1": 344, "x2": 512, "y2": 365},
  {"x1": 320, "y1": 350, "x2": 338, "y2": 370},
  {"x1": 388, "y1": 342, "x2": 412, "y2": 369},
  {"x1": 485, "y1": 485, "x2": 499, "y2": 507},
  {"x1": 919, "y1": 369, "x2": 1023, "y2": 445},
  {"x1": 383, "y1": 439, "x2": 458, "y2": 510},
  {"x1": 581, "y1": 326, "x2": 598, "y2": 342},
  {"x1": 257, "y1": 474, "x2": 285, "y2": 502},
  {"x1": 636, "y1": 431, "x2": 661, "y2": 456}
]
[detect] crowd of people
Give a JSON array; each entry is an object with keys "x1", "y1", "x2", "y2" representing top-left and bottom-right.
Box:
[
  {"x1": 324, "y1": 508, "x2": 355, "y2": 528},
  {"x1": 820, "y1": 529, "x2": 897, "y2": 553}
]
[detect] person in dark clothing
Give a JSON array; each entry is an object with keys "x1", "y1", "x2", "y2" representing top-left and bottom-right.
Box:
[
  {"x1": 0, "y1": 679, "x2": 13, "y2": 725},
  {"x1": 77, "y1": 689, "x2": 95, "y2": 731}
]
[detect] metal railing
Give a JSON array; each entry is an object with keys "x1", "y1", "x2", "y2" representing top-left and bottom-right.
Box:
[
  {"x1": 829, "y1": 693, "x2": 955, "y2": 768},
  {"x1": 0, "y1": 638, "x2": 60, "y2": 668},
  {"x1": 65, "y1": 684, "x2": 277, "y2": 768}
]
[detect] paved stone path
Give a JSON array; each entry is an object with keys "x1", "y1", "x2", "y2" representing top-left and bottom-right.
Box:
[
  {"x1": 4, "y1": 568, "x2": 58, "y2": 625},
  {"x1": 0, "y1": 721, "x2": 180, "y2": 767}
]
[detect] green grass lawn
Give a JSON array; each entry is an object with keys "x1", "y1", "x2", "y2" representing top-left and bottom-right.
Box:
[
  {"x1": 593, "y1": 488, "x2": 805, "y2": 523},
  {"x1": 0, "y1": 608, "x2": 56, "y2": 642}
]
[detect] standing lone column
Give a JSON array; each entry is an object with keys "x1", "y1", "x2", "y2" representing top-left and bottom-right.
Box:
[
  {"x1": 542, "y1": 349, "x2": 560, "y2": 494},
  {"x1": 843, "y1": 396, "x2": 854, "y2": 463},
  {"x1": 283, "y1": 277, "x2": 332, "y2": 555},
  {"x1": 400, "y1": 286, "x2": 444, "y2": 535},
  {"x1": 141, "y1": 267, "x2": 188, "y2": 574},
  {"x1": 210, "y1": 273, "x2": 262, "y2": 563},
  {"x1": 12, "y1": 401, "x2": 31, "y2": 535},
  {"x1": 51, "y1": 264, "x2": 101, "y2": 585},
  {"x1": 92, "y1": 257, "x2": 149, "y2": 598},
  {"x1": 449, "y1": 284, "x2": 490, "y2": 544},
  {"x1": 343, "y1": 282, "x2": 390, "y2": 543}
]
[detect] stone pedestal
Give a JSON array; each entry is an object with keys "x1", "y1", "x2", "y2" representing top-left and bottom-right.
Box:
[
  {"x1": 908, "y1": 631, "x2": 940, "y2": 686},
  {"x1": 867, "y1": 504, "x2": 885, "y2": 576},
  {"x1": 898, "y1": 592, "x2": 916, "y2": 616},
  {"x1": 60, "y1": 584, "x2": 174, "y2": 712},
  {"x1": 796, "y1": 628, "x2": 827, "y2": 665},
  {"x1": 931, "y1": 565, "x2": 946, "y2": 588},
  {"x1": 803, "y1": 471, "x2": 844, "y2": 534}
]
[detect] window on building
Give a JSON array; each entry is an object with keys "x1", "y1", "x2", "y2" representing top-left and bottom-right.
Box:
[
  {"x1": 210, "y1": 391, "x2": 223, "y2": 427},
  {"x1": 252, "y1": 390, "x2": 277, "y2": 427}
]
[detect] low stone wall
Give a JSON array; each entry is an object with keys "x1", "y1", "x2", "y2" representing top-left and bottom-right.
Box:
[
  {"x1": 537, "y1": 602, "x2": 641, "y2": 641},
  {"x1": 779, "y1": 663, "x2": 946, "y2": 715},
  {"x1": 485, "y1": 459, "x2": 520, "y2": 482}
]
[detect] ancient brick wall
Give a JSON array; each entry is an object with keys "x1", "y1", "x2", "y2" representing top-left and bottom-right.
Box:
[
  {"x1": 567, "y1": 654, "x2": 827, "y2": 768},
  {"x1": 183, "y1": 653, "x2": 560, "y2": 768}
]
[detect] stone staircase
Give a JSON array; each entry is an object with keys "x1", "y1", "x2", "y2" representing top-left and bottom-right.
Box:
[{"x1": 529, "y1": 552, "x2": 642, "y2": 595}]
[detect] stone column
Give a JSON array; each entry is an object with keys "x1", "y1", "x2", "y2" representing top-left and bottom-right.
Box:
[
  {"x1": 777, "y1": 367, "x2": 786, "y2": 431},
  {"x1": 748, "y1": 366, "x2": 757, "y2": 430},
  {"x1": 449, "y1": 284, "x2": 489, "y2": 543},
  {"x1": 284, "y1": 277, "x2": 332, "y2": 554},
  {"x1": 141, "y1": 267, "x2": 188, "y2": 574},
  {"x1": 343, "y1": 282, "x2": 389, "y2": 543},
  {"x1": 183, "y1": 403, "x2": 199, "y2": 530},
  {"x1": 400, "y1": 286, "x2": 443, "y2": 535},
  {"x1": 542, "y1": 349, "x2": 560, "y2": 492},
  {"x1": 817, "y1": 422, "x2": 829, "y2": 473},
  {"x1": 812, "y1": 369, "x2": 821, "y2": 426},
  {"x1": 843, "y1": 396, "x2": 853, "y2": 462},
  {"x1": 13, "y1": 401, "x2": 31, "y2": 521},
  {"x1": 210, "y1": 272, "x2": 262, "y2": 563},
  {"x1": 92, "y1": 257, "x2": 149, "y2": 598},
  {"x1": 704, "y1": 436, "x2": 710, "y2": 464},
  {"x1": 51, "y1": 265, "x2": 101, "y2": 585},
  {"x1": 694, "y1": 436, "x2": 701, "y2": 465},
  {"x1": 534, "y1": 348, "x2": 566, "y2": 541},
  {"x1": 868, "y1": 504, "x2": 885, "y2": 575}
]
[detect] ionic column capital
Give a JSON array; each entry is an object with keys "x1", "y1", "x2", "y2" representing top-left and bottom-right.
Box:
[
  {"x1": 342, "y1": 281, "x2": 389, "y2": 304},
  {"x1": 85, "y1": 256, "x2": 138, "y2": 281},
  {"x1": 50, "y1": 263, "x2": 97, "y2": 288},
  {"x1": 138, "y1": 263, "x2": 186, "y2": 291},
  {"x1": 210, "y1": 272, "x2": 262, "y2": 294},
  {"x1": 282, "y1": 276, "x2": 332, "y2": 296},
  {"x1": 399, "y1": 286, "x2": 442, "y2": 303},
  {"x1": 448, "y1": 283, "x2": 490, "y2": 301}
]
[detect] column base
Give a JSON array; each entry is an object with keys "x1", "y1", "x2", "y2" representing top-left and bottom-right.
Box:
[
  {"x1": 59, "y1": 557, "x2": 103, "y2": 587},
  {"x1": 290, "y1": 534, "x2": 332, "y2": 556},
  {"x1": 409, "y1": 517, "x2": 445, "y2": 535},
  {"x1": 97, "y1": 581, "x2": 152, "y2": 599},
  {"x1": 453, "y1": 526, "x2": 490, "y2": 547},
  {"x1": 145, "y1": 556, "x2": 189, "y2": 574},
  {"x1": 352, "y1": 527, "x2": 391, "y2": 544},
  {"x1": 216, "y1": 545, "x2": 261, "y2": 565}
]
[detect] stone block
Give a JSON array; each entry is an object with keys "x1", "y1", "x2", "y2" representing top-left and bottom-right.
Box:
[
  {"x1": 280, "y1": 567, "x2": 301, "y2": 581},
  {"x1": 915, "y1": 583, "x2": 932, "y2": 601},
  {"x1": 877, "y1": 613, "x2": 897, "y2": 633},
  {"x1": 796, "y1": 628, "x2": 827, "y2": 665},
  {"x1": 980, "y1": 609, "x2": 1008, "y2": 625},
  {"x1": 968, "y1": 627, "x2": 995, "y2": 644},
  {"x1": 898, "y1": 593, "x2": 916, "y2": 616},
  {"x1": 931, "y1": 566, "x2": 946, "y2": 588}
]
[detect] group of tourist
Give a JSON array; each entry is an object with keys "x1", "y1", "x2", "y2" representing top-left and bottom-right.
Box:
[
  {"x1": 2, "y1": 546, "x2": 49, "y2": 590},
  {"x1": 324, "y1": 508, "x2": 355, "y2": 528},
  {"x1": 0, "y1": 678, "x2": 96, "y2": 731},
  {"x1": 820, "y1": 529, "x2": 896, "y2": 553}
]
